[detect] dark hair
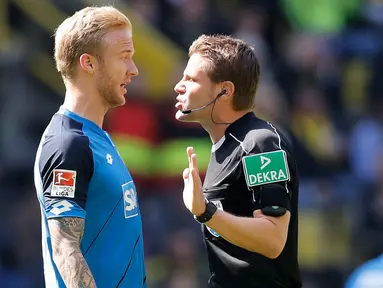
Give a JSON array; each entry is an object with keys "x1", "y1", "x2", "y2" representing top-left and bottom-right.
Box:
[{"x1": 189, "y1": 34, "x2": 260, "y2": 110}]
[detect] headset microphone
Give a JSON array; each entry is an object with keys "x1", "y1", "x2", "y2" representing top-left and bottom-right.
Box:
[{"x1": 181, "y1": 89, "x2": 227, "y2": 114}]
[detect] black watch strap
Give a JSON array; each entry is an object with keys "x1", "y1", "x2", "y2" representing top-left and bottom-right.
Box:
[{"x1": 194, "y1": 201, "x2": 217, "y2": 223}]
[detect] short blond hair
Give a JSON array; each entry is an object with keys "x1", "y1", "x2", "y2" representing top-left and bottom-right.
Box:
[{"x1": 54, "y1": 6, "x2": 132, "y2": 80}]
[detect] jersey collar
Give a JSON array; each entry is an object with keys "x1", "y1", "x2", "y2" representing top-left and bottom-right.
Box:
[
  {"x1": 225, "y1": 111, "x2": 256, "y2": 137},
  {"x1": 58, "y1": 106, "x2": 106, "y2": 136},
  {"x1": 212, "y1": 135, "x2": 226, "y2": 152}
]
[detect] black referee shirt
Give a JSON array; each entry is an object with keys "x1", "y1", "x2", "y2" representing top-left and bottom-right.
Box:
[{"x1": 202, "y1": 112, "x2": 301, "y2": 288}]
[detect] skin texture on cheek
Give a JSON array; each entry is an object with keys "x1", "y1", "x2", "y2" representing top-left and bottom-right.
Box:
[{"x1": 96, "y1": 28, "x2": 135, "y2": 108}]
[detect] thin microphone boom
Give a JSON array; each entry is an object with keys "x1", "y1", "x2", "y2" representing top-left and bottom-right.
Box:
[
  {"x1": 181, "y1": 89, "x2": 226, "y2": 114},
  {"x1": 181, "y1": 98, "x2": 218, "y2": 114}
]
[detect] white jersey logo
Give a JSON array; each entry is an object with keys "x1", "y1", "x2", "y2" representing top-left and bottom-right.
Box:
[
  {"x1": 55, "y1": 172, "x2": 69, "y2": 184},
  {"x1": 122, "y1": 181, "x2": 139, "y2": 219},
  {"x1": 106, "y1": 153, "x2": 113, "y2": 165}
]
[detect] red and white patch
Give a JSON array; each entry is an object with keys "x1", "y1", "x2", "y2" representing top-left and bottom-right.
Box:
[{"x1": 51, "y1": 169, "x2": 76, "y2": 198}]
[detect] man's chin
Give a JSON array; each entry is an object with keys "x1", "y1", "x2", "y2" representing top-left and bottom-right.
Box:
[
  {"x1": 108, "y1": 95, "x2": 126, "y2": 109},
  {"x1": 175, "y1": 110, "x2": 193, "y2": 122},
  {"x1": 119, "y1": 95, "x2": 126, "y2": 105}
]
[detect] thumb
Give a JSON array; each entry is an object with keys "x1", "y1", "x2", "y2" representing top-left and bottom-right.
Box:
[{"x1": 183, "y1": 168, "x2": 190, "y2": 184}]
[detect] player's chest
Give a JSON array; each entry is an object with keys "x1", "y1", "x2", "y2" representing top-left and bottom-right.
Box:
[{"x1": 89, "y1": 141, "x2": 140, "y2": 219}]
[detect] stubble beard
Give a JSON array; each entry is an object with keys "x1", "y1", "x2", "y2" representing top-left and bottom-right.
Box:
[{"x1": 96, "y1": 68, "x2": 125, "y2": 109}]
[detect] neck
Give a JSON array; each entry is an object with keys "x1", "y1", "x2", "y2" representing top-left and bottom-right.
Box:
[
  {"x1": 62, "y1": 81, "x2": 108, "y2": 128},
  {"x1": 201, "y1": 110, "x2": 250, "y2": 144}
]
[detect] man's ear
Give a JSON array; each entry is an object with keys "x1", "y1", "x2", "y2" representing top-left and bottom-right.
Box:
[
  {"x1": 219, "y1": 81, "x2": 235, "y2": 101},
  {"x1": 79, "y1": 53, "x2": 96, "y2": 76}
]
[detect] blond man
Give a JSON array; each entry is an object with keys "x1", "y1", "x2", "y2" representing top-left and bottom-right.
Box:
[{"x1": 33, "y1": 6, "x2": 146, "y2": 288}]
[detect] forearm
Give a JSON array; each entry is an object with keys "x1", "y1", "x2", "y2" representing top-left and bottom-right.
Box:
[
  {"x1": 48, "y1": 217, "x2": 96, "y2": 288},
  {"x1": 52, "y1": 244, "x2": 96, "y2": 288},
  {"x1": 205, "y1": 209, "x2": 286, "y2": 258}
]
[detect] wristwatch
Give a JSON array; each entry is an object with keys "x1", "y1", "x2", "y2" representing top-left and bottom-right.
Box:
[{"x1": 194, "y1": 200, "x2": 218, "y2": 223}]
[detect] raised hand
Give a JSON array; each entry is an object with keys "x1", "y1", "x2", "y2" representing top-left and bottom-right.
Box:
[{"x1": 182, "y1": 146, "x2": 206, "y2": 216}]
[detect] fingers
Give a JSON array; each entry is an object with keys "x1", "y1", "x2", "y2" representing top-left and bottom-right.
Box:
[
  {"x1": 186, "y1": 146, "x2": 198, "y2": 171},
  {"x1": 191, "y1": 153, "x2": 198, "y2": 171},
  {"x1": 190, "y1": 167, "x2": 202, "y2": 190},
  {"x1": 187, "y1": 146, "x2": 194, "y2": 157},
  {"x1": 187, "y1": 146, "x2": 194, "y2": 169},
  {"x1": 185, "y1": 147, "x2": 200, "y2": 188}
]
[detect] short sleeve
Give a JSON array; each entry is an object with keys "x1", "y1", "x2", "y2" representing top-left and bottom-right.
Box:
[
  {"x1": 241, "y1": 129, "x2": 294, "y2": 212},
  {"x1": 38, "y1": 133, "x2": 94, "y2": 219}
]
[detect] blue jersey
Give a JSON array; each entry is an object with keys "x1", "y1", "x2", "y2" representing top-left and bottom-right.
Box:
[
  {"x1": 345, "y1": 254, "x2": 383, "y2": 288},
  {"x1": 34, "y1": 107, "x2": 146, "y2": 288}
]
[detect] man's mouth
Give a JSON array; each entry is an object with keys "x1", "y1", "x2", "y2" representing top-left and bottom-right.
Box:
[
  {"x1": 175, "y1": 102, "x2": 184, "y2": 110},
  {"x1": 120, "y1": 83, "x2": 127, "y2": 94}
]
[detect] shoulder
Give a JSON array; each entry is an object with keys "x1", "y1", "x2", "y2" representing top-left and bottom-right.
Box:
[
  {"x1": 242, "y1": 120, "x2": 291, "y2": 154},
  {"x1": 39, "y1": 128, "x2": 93, "y2": 173},
  {"x1": 44, "y1": 129, "x2": 91, "y2": 157},
  {"x1": 61, "y1": 131, "x2": 91, "y2": 155},
  {"x1": 41, "y1": 112, "x2": 92, "y2": 154}
]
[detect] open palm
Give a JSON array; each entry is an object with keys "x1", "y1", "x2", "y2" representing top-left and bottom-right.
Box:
[{"x1": 182, "y1": 147, "x2": 206, "y2": 216}]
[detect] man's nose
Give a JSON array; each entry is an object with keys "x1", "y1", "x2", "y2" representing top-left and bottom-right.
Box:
[
  {"x1": 174, "y1": 81, "x2": 186, "y2": 94},
  {"x1": 128, "y1": 61, "x2": 139, "y2": 77}
]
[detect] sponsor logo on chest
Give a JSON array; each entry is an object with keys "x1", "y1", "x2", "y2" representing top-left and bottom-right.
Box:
[{"x1": 121, "y1": 181, "x2": 139, "y2": 219}]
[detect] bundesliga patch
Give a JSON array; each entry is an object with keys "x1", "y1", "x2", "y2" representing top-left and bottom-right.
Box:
[
  {"x1": 51, "y1": 169, "x2": 76, "y2": 198},
  {"x1": 242, "y1": 150, "x2": 290, "y2": 187}
]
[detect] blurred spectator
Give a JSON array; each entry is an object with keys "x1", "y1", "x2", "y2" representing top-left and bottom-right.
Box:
[
  {"x1": 291, "y1": 82, "x2": 344, "y2": 169},
  {"x1": 349, "y1": 101, "x2": 383, "y2": 183}
]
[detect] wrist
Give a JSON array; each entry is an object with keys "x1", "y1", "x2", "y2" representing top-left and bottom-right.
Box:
[
  {"x1": 194, "y1": 200, "x2": 217, "y2": 223},
  {"x1": 194, "y1": 199, "x2": 208, "y2": 217}
]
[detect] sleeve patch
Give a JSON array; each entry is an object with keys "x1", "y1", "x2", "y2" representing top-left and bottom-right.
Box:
[
  {"x1": 242, "y1": 150, "x2": 290, "y2": 187},
  {"x1": 51, "y1": 169, "x2": 77, "y2": 198},
  {"x1": 46, "y1": 199, "x2": 86, "y2": 219}
]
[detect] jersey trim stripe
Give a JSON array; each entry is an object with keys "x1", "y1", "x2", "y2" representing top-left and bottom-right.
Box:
[
  {"x1": 228, "y1": 132, "x2": 249, "y2": 154},
  {"x1": 116, "y1": 234, "x2": 141, "y2": 287},
  {"x1": 83, "y1": 194, "x2": 124, "y2": 255},
  {"x1": 267, "y1": 122, "x2": 290, "y2": 194}
]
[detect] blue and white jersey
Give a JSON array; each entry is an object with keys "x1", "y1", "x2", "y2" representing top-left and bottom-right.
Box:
[
  {"x1": 345, "y1": 254, "x2": 383, "y2": 288},
  {"x1": 34, "y1": 107, "x2": 146, "y2": 288}
]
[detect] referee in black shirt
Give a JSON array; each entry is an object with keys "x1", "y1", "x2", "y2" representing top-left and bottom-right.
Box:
[{"x1": 173, "y1": 34, "x2": 301, "y2": 288}]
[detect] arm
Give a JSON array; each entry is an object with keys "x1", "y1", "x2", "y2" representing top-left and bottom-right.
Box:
[
  {"x1": 48, "y1": 217, "x2": 96, "y2": 288},
  {"x1": 204, "y1": 208, "x2": 290, "y2": 259},
  {"x1": 183, "y1": 143, "x2": 292, "y2": 259},
  {"x1": 38, "y1": 134, "x2": 95, "y2": 286},
  {"x1": 207, "y1": 130, "x2": 294, "y2": 258}
]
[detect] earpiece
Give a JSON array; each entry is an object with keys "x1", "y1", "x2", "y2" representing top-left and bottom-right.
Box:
[{"x1": 218, "y1": 89, "x2": 227, "y2": 97}]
